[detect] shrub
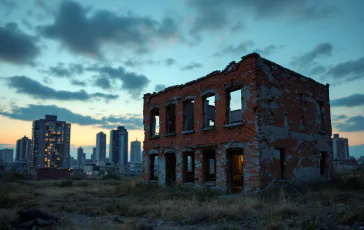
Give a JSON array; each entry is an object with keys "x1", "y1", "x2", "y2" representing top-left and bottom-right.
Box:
[
  {"x1": 103, "y1": 171, "x2": 120, "y2": 180},
  {"x1": 2, "y1": 172, "x2": 30, "y2": 182},
  {"x1": 57, "y1": 179, "x2": 73, "y2": 187}
]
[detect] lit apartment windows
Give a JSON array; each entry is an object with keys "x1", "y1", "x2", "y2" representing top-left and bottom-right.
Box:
[
  {"x1": 165, "y1": 104, "x2": 176, "y2": 134},
  {"x1": 227, "y1": 88, "x2": 242, "y2": 124},
  {"x1": 203, "y1": 95, "x2": 216, "y2": 128},
  {"x1": 183, "y1": 99, "x2": 194, "y2": 131},
  {"x1": 150, "y1": 108, "x2": 160, "y2": 137}
]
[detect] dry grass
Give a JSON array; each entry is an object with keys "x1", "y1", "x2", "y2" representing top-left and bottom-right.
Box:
[{"x1": 0, "y1": 170, "x2": 364, "y2": 229}]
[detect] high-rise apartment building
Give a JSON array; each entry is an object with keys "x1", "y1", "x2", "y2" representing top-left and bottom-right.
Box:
[
  {"x1": 77, "y1": 147, "x2": 84, "y2": 169},
  {"x1": 91, "y1": 147, "x2": 96, "y2": 161},
  {"x1": 109, "y1": 126, "x2": 128, "y2": 167},
  {"x1": 0, "y1": 149, "x2": 14, "y2": 162},
  {"x1": 16, "y1": 136, "x2": 32, "y2": 162},
  {"x1": 130, "y1": 140, "x2": 141, "y2": 163},
  {"x1": 30, "y1": 115, "x2": 71, "y2": 170},
  {"x1": 332, "y1": 134, "x2": 349, "y2": 160},
  {"x1": 96, "y1": 132, "x2": 106, "y2": 162}
]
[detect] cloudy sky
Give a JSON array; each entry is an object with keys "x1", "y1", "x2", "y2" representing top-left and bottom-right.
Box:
[{"x1": 0, "y1": 0, "x2": 364, "y2": 159}]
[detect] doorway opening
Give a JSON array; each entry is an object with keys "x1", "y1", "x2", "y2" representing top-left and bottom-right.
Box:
[
  {"x1": 149, "y1": 154, "x2": 158, "y2": 181},
  {"x1": 227, "y1": 149, "x2": 244, "y2": 193},
  {"x1": 183, "y1": 152, "x2": 195, "y2": 183},
  {"x1": 203, "y1": 150, "x2": 216, "y2": 183},
  {"x1": 166, "y1": 153, "x2": 176, "y2": 184}
]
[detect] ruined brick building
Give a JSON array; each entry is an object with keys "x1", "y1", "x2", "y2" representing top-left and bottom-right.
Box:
[{"x1": 142, "y1": 53, "x2": 333, "y2": 193}]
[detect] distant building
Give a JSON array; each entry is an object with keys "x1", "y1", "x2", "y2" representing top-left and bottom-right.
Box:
[
  {"x1": 91, "y1": 147, "x2": 96, "y2": 161},
  {"x1": 77, "y1": 147, "x2": 84, "y2": 169},
  {"x1": 130, "y1": 140, "x2": 141, "y2": 163},
  {"x1": 332, "y1": 134, "x2": 349, "y2": 160},
  {"x1": 30, "y1": 115, "x2": 71, "y2": 170},
  {"x1": 109, "y1": 126, "x2": 128, "y2": 168},
  {"x1": 96, "y1": 132, "x2": 106, "y2": 162},
  {"x1": 333, "y1": 159, "x2": 357, "y2": 171},
  {"x1": 16, "y1": 135, "x2": 32, "y2": 162},
  {"x1": 0, "y1": 149, "x2": 14, "y2": 163}
]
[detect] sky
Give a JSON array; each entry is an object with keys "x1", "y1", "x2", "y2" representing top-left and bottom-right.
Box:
[{"x1": 0, "y1": 0, "x2": 364, "y2": 159}]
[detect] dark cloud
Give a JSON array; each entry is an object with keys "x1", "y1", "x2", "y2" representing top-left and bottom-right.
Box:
[
  {"x1": 331, "y1": 94, "x2": 364, "y2": 107},
  {"x1": 180, "y1": 62, "x2": 203, "y2": 71},
  {"x1": 230, "y1": 22, "x2": 243, "y2": 32},
  {"x1": 93, "y1": 75, "x2": 111, "y2": 90},
  {"x1": 291, "y1": 42, "x2": 333, "y2": 67},
  {"x1": 326, "y1": 56, "x2": 364, "y2": 82},
  {"x1": 336, "y1": 116, "x2": 364, "y2": 132},
  {"x1": 0, "y1": 104, "x2": 143, "y2": 130},
  {"x1": 186, "y1": 0, "x2": 336, "y2": 39},
  {"x1": 70, "y1": 79, "x2": 86, "y2": 86},
  {"x1": 335, "y1": 115, "x2": 348, "y2": 120},
  {"x1": 0, "y1": 0, "x2": 16, "y2": 15},
  {"x1": 165, "y1": 58, "x2": 176, "y2": 66},
  {"x1": 41, "y1": 62, "x2": 84, "y2": 78},
  {"x1": 0, "y1": 104, "x2": 102, "y2": 125},
  {"x1": 101, "y1": 115, "x2": 143, "y2": 130},
  {"x1": 154, "y1": 84, "x2": 166, "y2": 92},
  {"x1": 86, "y1": 65, "x2": 150, "y2": 97},
  {"x1": 37, "y1": 0, "x2": 181, "y2": 57},
  {"x1": 123, "y1": 59, "x2": 160, "y2": 68},
  {"x1": 309, "y1": 65, "x2": 326, "y2": 75},
  {"x1": 254, "y1": 45, "x2": 277, "y2": 56},
  {"x1": 213, "y1": 40, "x2": 254, "y2": 57},
  {"x1": 0, "y1": 22, "x2": 40, "y2": 65},
  {"x1": 6, "y1": 76, "x2": 118, "y2": 101},
  {"x1": 21, "y1": 19, "x2": 32, "y2": 30}
]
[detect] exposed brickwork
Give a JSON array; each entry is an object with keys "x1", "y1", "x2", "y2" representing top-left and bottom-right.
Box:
[{"x1": 142, "y1": 53, "x2": 333, "y2": 193}]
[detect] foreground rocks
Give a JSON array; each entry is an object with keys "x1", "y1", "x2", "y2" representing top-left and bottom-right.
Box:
[{"x1": 5, "y1": 208, "x2": 58, "y2": 230}]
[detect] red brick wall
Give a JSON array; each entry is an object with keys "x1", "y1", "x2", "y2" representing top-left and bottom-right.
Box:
[{"x1": 142, "y1": 53, "x2": 333, "y2": 193}]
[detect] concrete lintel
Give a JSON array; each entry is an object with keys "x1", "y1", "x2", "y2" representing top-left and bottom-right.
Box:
[
  {"x1": 224, "y1": 81, "x2": 244, "y2": 90},
  {"x1": 163, "y1": 148, "x2": 177, "y2": 154},
  {"x1": 224, "y1": 141, "x2": 245, "y2": 150},
  {"x1": 182, "y1": 147, "x2": 196, "y2": 152},
  {"x1": 149, "y1": 104, "x2": 160, "y2": 111},
  {"x1": 200, "y1": 88, "x2": 217, "y2": 97},
  {"x1": 147, "y1": 149, "x2": 159, "y2": 155},
  {"x1": 165, "y1": 100, "x2": 178, "y2": 107},
  {"x1": 182, "y1": 95, "x2": 196, "y2": 102}
]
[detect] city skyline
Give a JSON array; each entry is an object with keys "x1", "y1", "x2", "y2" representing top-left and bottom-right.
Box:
[{"x1": 0, "y1": 0, "x2": 364, "y2": 159}]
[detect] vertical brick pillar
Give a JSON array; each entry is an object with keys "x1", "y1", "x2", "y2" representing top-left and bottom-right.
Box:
[
  {"x1": 216, "y1": 145, "x2": 228, "y2": 192},
  {"x1": 158, "y1": 153, "x2": 166, "y2": 185},
  {"x1": 194, "y1": 149, "x2": 203, "y2": 186},
  {"x1": 175, "y1": 150, "x2": 183, "y2": 184}
]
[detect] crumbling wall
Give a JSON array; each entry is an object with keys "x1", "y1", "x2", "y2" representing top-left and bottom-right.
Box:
[{"x1": 256, "y1": 57, "x2": 333, "y2": 189}]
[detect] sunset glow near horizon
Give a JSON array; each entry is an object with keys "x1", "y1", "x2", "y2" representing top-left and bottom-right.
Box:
[{"x1": 1, "y1": 0, "x2": 364, "y2": 159}]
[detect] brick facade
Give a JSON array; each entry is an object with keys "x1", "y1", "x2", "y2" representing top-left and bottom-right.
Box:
[{"x1": 142, "y1": 53, "x2": 333, "y2": 193}]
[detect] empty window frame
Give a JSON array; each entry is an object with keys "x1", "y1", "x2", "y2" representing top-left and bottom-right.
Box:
[
  {"x1": 318, "y1": 102, "x2": 325, "y2": 131},
  {"x1": 166, "y1": 105, "x2": 176, "y2": 134},
  {"x1": 203, "y1": 151, "x2": 216, "y2": 182},
  {"x1": 276, "y1": 148, "x2": 286, "y2": 180},
  {"x1": 150, "y1": 109, "x2": 160, "y2": 136},
  {"x1": 227, "y1": 88, "x2": 242, "y2": 124},
  {"x1": 150, "y1": 154, "x2": 158, "y2": 180},
  {"x1": 203, "y1": 95, "x2": 216, "y2": 128},
  {"x1": 183, "y1": 100, "x2": 195, "y2": 131}
]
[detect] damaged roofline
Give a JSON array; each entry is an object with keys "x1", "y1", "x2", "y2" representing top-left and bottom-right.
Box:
[{"x1": 144, "y1": 52, "x2": 330, "y2": 99}]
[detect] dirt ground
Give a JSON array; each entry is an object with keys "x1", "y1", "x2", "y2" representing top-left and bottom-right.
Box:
[{"x1": 1, "y1": 170, "x2": 364, "y2": 230}]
